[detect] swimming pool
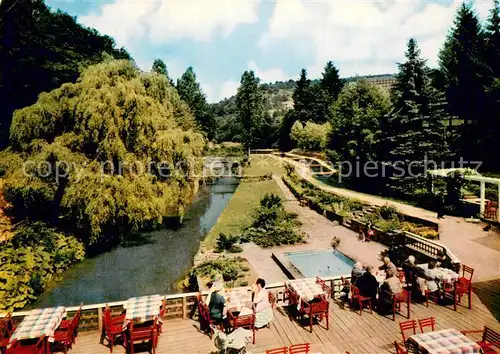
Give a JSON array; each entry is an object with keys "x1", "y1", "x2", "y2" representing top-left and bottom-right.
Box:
[{"x1": 285, "y1": 249, "x2": 355, "y2": 278}]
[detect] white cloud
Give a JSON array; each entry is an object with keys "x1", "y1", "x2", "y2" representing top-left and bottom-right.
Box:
[
  {"x1": 80, "y1": 0, "x2": 260, "y2": 48},
  {"x1": 260, "y1": 0, "x2": 492, "y2": 78},
  {"x1": 247, "y1": 61, "x2": 295, "y2": 83},
  {"x1": 218, "y1": 80, "x2": 240, "y2": 102}
]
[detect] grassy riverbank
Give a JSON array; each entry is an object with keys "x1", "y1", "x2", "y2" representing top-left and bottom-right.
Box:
[{"x1": 202, "y1": 155, "x2": 285, "y2": 249}]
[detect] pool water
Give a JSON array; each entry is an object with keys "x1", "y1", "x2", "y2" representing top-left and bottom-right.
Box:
[{"x1": 285, "y1": 250, "x2": 355, "y2": 277}]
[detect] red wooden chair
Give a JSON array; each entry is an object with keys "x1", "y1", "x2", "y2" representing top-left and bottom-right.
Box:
[
  {"x1": 266, "y1": 347, "x2": 288, "y2": 354},
  {"x1": 301, "y1": 296, "x2": 329, "y2": 333},
  {"x1": 394, "y1": 341, "x2": 408, "y2": 354},
  {"x1": 126, "y1": 318, "x2": 158, "y2": 354},
  {"x1": 418, "y1": 317, "x2": 436, "y2": 333},
  {"x1": 397, "y1": 269, "x2": 406, "y2": 284},
  {"x1": 268, "y1": 292, "x2": 277, "y2": 310},
  {"x1": 485, "y1": 201, "x2": 498, "y2": 219},
  {"x1": 316, "y1": 277, "x2": 332, "y2": 298},
  {"x1": 381, "y1": 289, "x2": 411, "y2": 321},
  {"x1": 366, "y1": 229, "x2": 376, "y2": 242},
  {"x1": 285, "y1": 287, "x2": 302, "y2": 317},
  {"x1": 1, "y1": 318, "x2": 13, "y2": 354},
  {"x1": 2, "y1": 314, "x2": 16, "y2": 337},
  {"x1": 399, "y1": 319, "x2": 417, "y2": 345},
  {"x1": 53, "y1": 322, "x2": 74, "y2": 354},
  {"x1": 58, "y1": 306, "x2": 81, "y2": 345},
  {"x1": 7, "y1": 337, "x2": 46, "y2": 354},
  {"x1": 102, "y1": 308, "x2": 126, "y2": 353},
  {"x1": 349, "y1": 284, "x2": 372, "y2": 316},
  {"x1": 289, "y1": 342, "x2": 310, "y2": 353},
  {"x1": 227, "y1": 312, "x2": 256, "y2": 344},
  {"x1": 461, "y1": 327, "x2": 500, "y2": 353},
  {"x1": 157, "y1": 298, "x2": 167, "y2": 335},
  {"x1": 443, "y1": 279, "x2": 472, "y2": 311}
]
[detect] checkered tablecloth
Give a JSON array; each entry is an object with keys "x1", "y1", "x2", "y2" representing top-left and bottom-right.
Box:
[
  {"x1": 418, "y1": 265, "x2": 459, "y2": 282},
  {"x1": 225, "y1": 287, "x2": 252, "y2": 311},
  {"x1": 288, "y1": 278, "x2": 326, "y2": 303},
  {"x1": 408, "y1": 328, "x2": 482, "y2": 354},
  {"x1": 124, "y1": 294, "x2": 162, "y2": 323},
  {"x1": 10, "y1": 306, "x2": 66, "y2": 343}
]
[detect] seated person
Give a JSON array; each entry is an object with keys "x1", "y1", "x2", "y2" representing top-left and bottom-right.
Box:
[
  {"x1": 356, "y1": 265, "x2": 379, "y2": 306},
  {"x1": 402, "y1": 256, "x2": 425, "y2": 297},
  {"x1": 351, "y1": 262, "x2": 365, "y2": 285},
  {"x1": 252, "y1": 278, "x2": 273, "y2": 328},
  {"x1": 421, "y1": 261, "x2": 441, "y2": 296},
  {"x1": 379, "y1": 256, "x2": 397, "y2": 277},
  {"x1": 436, "y1": 250, "x2": 453, "y2": 270},
  {"x1": 378, "y1": 269, "x2": 403, "y2": 314},
  {"x1": 207, "y1": 282, "x2": 226, "y2": 324}
]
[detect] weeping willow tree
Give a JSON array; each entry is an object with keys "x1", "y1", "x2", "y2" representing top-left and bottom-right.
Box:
[{"x1": 3, "y1": 59, "x2": 205, "y2": 245}]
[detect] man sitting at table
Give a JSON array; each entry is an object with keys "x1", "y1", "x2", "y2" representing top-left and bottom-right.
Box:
[
  {"x1": 207, "y1": 281, "x2": 226, "y2": 325},
  {"x1": 421, "y1": 261, "x2": 441, "y2": 298},
  {"x1": 356, "y1": 265, "x2": 379, "y2": 307},
  {"x1": 378, "y1": 269, "x2": 403, "y2": 314},
  {"x1": 436, "y1": 250, "x2": 453, "y2": 270},
  {"x1": 379, "y1": 257, "x2": 397, "y2": 277},
  {"x1": 252, "y1": 278, "x2": 273, "y2": 329}
]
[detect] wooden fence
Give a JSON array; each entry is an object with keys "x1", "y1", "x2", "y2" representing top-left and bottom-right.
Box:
[{"x1": 2, "y1": 276, "x2": 351, "y2": 333}]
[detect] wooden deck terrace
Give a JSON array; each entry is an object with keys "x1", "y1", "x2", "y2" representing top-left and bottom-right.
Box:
[{"x1": 7, "y1": 276, "x2": 500, "y2": 354}]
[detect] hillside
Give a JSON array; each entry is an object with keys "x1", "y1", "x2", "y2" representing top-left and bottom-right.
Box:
[{"x1": 211, "y1": 73, "x2": 396, "y2": 144}]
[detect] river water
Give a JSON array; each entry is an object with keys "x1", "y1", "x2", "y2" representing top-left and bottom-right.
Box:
[{"x1": 33, "y1": 178, "x2": 238, "y2": 308}]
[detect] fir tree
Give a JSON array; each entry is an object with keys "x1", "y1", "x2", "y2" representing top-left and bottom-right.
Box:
[
  {"x1": 151, "y1": 58, "x2": 174, "y2": 85},
  {"x1": 385, "y1": 39, "x2": 449, "y2": 194},
  {"x1": 235, "y1": 70, "x2": 264, "y2": 156},
  {"x1": 320, "y1": 61, "x2": 343, "y2": 102},
  {"x1": 292, "y1": 69, "x2": 314, "y2": 122},
  {"x1": 177, "y1": 67, "x2": 215, "y2": 139}
]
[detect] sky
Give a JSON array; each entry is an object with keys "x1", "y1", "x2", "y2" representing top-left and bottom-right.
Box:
[{"x1": 45, "y1": 0, "x2": 494, "y2": 103}]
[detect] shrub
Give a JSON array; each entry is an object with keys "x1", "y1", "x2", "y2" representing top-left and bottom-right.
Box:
[
  {"x1": 244, "y1": 193, "x2": 305, "y2": 248},
  {"x1": 216, "y1": 233, "x2": 240, "y2": 252},
  {"x1": 190, "y1": 258, "x2": 246, "y2": 284},
  {"x1": 378, "y1": 204, "x2": 401, "y2": 221}
]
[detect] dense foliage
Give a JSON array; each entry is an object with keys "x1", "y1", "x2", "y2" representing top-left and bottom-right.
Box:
[
  {"x1": 328, "y1": 80, "x2": 390, "y2": 168},
  {"x1": 0, "y1": 0, "x2": 130, "y2": 147},
  {"x1": 243, "y1": 193, "x2": 306, "y2": 247},
  {"x1": 177, "y1": 67, "x2": 215, "y2": 140},
  {"x1": 190, "y1": 257, "x2": 250, "y2": 287},
  {"x1": 290, "y1": 121, "x2": 330, "y2": 151},
  {"x1": 0, "y1": 222, "x2": 85, "y2": 310},
  {"x1": 3, "y1": 60, "x2": 205, "y2": 245}
]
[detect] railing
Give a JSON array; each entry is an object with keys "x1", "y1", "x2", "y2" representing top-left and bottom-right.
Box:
[
  {"x1": 403, "y1": 231, "x2": 461, "y2": 270},
  {"x1": 1, "y1": 276, "x2": 351, "y2": 333}
]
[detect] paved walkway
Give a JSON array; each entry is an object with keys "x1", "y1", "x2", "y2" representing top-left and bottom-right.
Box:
[
  {"x1": 240, "y1": 176, "x2": 386, "y2": 283},
  {"x1": 285, "y1": 157, "x2": 500, "y2": 282}
]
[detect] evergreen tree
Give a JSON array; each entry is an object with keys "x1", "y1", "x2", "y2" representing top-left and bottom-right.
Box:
[
  {"x1": 152, "y1": 58, "x2": 174, "y2": 85},
  {"x1": 480, "y1": 0, "x2": 500, "y2": 171},
  {"x1": 292, "y1": 69, "x2": 314, "y2": 122},
  {"x1": 235, "y1": 70, "x2": 264, "y2": 156},
  {"x1": 176, "y1": 67, "x2": 215, "y2": 139},
  {"x1": 386, "y1": 39, "x2": 449, "y2": 194},
  {"x1": 320, "y1": 61, "x2": 343, "y2": 102},
  {"x1": 438, "y1": 3, "x2": 487, "y2": 126}
]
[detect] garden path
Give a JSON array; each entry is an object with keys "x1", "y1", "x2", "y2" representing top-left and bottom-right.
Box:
[{"x1": 239, "y1": 176, "x2": 387, "y2": 283}]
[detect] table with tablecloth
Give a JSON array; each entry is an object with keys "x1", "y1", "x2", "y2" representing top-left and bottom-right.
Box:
[
  {"x1": 287, "y1": 278, "x2": 327, "y2": 309},
  {"x1": 408, "y1": 328, "x2": 483, "y2": 354},
  {"x1": 415, "y1": 265, "x2": 460, "y2": 295},
  {"x1": 225, "y1": 287, "x2": 253, "y2": 314},
  {"x1": 10, "y1": 306, "x2": 67, "y2": 344},
  {"x1": 124, "y1": 294, "x2": 163, "y2": 324}
]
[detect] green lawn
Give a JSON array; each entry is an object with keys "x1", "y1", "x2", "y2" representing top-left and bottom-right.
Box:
[
  {"x1": 202, "y1": 177, "x2": 284, "y2": 249},
  {"x1": 243, "y1": 155, "x2": 286, "y2": 177}
]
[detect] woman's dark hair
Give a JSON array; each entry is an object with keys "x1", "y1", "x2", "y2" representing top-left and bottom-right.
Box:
[
  {"x1": 256, "y1": 278, "x2": 266, "y2": 288},
  {"x1": 437, "y1": 250, "x2": 445, "y2": 258},
  {"x1": 428, "y1": 261, "x2": 436, "y2": 269}
]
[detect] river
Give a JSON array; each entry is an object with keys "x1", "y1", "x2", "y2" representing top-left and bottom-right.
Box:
[{"x1": 33, "y1": 178, "x2": 238, "y2": 308}]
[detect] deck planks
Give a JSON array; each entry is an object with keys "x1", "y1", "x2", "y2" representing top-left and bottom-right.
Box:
[{"x1": 68, "y1": 283, "x2": 500, "y2": 354}]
